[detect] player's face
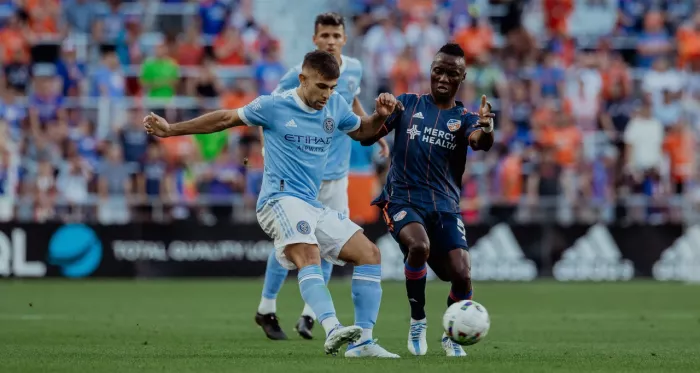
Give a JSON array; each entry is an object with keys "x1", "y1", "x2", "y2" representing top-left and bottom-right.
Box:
[
  {"x1": 313, "y1": 25, "x2": 346, "y2": 57},
  {"x1": 299, "y1": 69, "x2": 338, "y2": 110},
  {"x1": 430, "y1": 54, "x2": 466, "y2": 101}
]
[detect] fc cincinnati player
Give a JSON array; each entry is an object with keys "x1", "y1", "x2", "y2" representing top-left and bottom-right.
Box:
[
  {"x1": 255, "y1": 12, "x2": 389, "y2": 341},
  {"x1": 361, "y1": 44, "x2": 495, "y2": 357},
  {"x1": 145, "y1": 50, "x2": 400, "y2": 357}
]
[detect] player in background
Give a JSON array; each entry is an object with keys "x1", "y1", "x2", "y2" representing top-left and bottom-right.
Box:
[
  {"x1": 361, "y1": 43, "x2": 494, "y2": 357},
  {"x1": 144, "y1": 50, "x2": 400, "y2": 358},
  {"x1": 255, "y1": 12, "x2": 390, "y2": 341}
]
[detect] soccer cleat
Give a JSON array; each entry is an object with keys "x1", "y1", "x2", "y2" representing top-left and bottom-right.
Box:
[
  {"x1": 255, "y1": 313, "x2": 288, "y2": 340},
  {"x1": 345, "y1": 339, "x2": 401, "y2": 358},
  {"x1": 441, "y1": 333, "x2": 468, "y2": 357},
  {"x1": 324, "y1": 325, "x2": 362, "y2": 356},
  {"x1": 407, "y1": 319, "x2": 428, "y2": 356},
  {"x1": 295, "y1": 315, "x2": 315, "y2": 340}
]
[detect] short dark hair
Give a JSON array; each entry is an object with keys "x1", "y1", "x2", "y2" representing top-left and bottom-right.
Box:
[
  {"x1": 302, "y1": 50, "x2": 340, "y2": 80},
  {"x1": 437, "y1": 43, "x2": 465, "y2": 58},
  {"x1": 314, "y1": 12, "x2": 345, "y2": 33}
]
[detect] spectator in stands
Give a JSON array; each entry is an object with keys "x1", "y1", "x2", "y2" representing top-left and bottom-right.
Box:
[
  {"x1": 654, "y1": 89, "x2": 683, "y2": 128},
  {"x1": 664, "y1": 119, "x2": 696, "y2": 195},
  {"x1": 616, "y1": 0, "x2": 648, "y2": 35},
  {"x1": 140, "y1": 42, "x2": 179, "y2": 108},
  {"x1": 187, "y1": 57, "x2": 223, "y2": 104},
  {"x1": 28, "y1": 66, "x2": 66, "y2": 132},
  {"x1": 599, "y1": 83, "x2": 637, "y2": 141},
  {"x1": 623, "y1": 103, "x2": 664, "y2": 191},
  {"x1": 92, "y1": 49, "x2": 125, "y2": 98},
  {"x1": 116, "y1": 108, "x2": 150, "y2": 167},
  {"x1": 460, "y1": 171, "x2": 481, "y2": 224},
  {"x1": 56, "y1": 147, "x2": 91, "y2": 221},
  {"x1": 362, "y1": 8, "x2": 406, "y2": 94},
  {"x1": 96, "y1": 0, "x2": 127, "y2": 44},
  {"x1": 526, "y1": 148, "x2": 562, "y2": 219},
  {"x1": 404, "y1": 11, "x2": 446, "y2": 77},
  {"x1": 70, "y1": 118, "x2": 99, "y2": 169},
  {"x1": 30, "y1": 157, "x2": 57, "y2": 222},
  {"x1": 390, "y1": 46, "x2": 422, "y2": 95},
  {"x1": 0, "y1": 120, "x2": 18, "y2": 221},
  {"x1": 453, "y1": 15, "x2": 493, "y2": 64},
  {"x1": 199, "y1": 0, "x2": 229, "y2": 41},
  {"x1": 136, "y1": 142, "x2": 169, "y2": 219},
  {"x1": 599, "y1": 50, "x2": 633, "y2": 101},
  {"x1": 26, "y1": 0, "x2": 63, "y2": 42},
  {"x1": 539, "y1": 109, "x2": 582, "y2": 170},
  {"x1": 636, "y1": 11, "x2": 673, "y2": 69},
  {"x1": 465, "y1": 52, "x2": 508, "y2": 112},
  {"x1": 115, "y1": 16, "x2": 146, "y2": 66},
  {"x1": 508, "y1": 81, "x2": 534, "y2": 138},
  {"x1": 176, "y1": 23, "x2": 205, "y2": 67},
  {"x1": 0, "y1": 88, "x2": 26, "y2": 141},
  {"x1": 213, "y1": 25, "x2": 248, "y2": 66},
  {"x1": 55, "y1": 43, "x2": 87, "y2": 97},
  {"x1": 221, "y1": 77, "x2": 256, "y2": 111},
  {"x1": 533, "y1": 51, "x2": 565, "y2": 99},
  {"x1": 97, "y1": 143, "x2": 132, "y2": 224},
  {"x1": 63, "y1": 0, "x2": 102, "y2": 34},
  {"x1": 0, "y1": 13, "x2": 30, "y2": 65},
  {"x1": 642, "y1": 57, "x2": 684, "y2": 106},
  {"x1": 253, "y1": 42, "x2": 285, "y2": 95}
]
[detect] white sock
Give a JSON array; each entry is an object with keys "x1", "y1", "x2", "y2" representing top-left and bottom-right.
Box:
[
  {"x1": 359, "y1": 328, "x2": 373, "y2": 343},
  {"x1": 301, "y1": 303, "x2": 316, "y2": 319},
  {"x1": 257, "y1": 297, "x2": 276, "y2": 314},
  {"x1": 320, "y1": 316, "x2": 340, "y2": 336}
]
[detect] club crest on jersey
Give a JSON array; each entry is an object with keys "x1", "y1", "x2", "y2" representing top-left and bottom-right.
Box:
[
  {"x1": 393, "y1": 211, "x2": 407, "y2": 222},
  {"x1": 323, "y1": 117, "x2": 335, "y2": 134},
  {"x1": 447, "y1": 119, "x2": 461, "y2": 132},
  {"x1": 297, "y1": 221, "x2": 311, "y2": 235}
]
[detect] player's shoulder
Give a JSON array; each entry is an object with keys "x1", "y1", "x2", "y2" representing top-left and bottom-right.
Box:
[
  {"x1": 397, "y1": 92, "x2": 423, "y2": 105},
  {"x1": 342, "y1": 55, "x2": 363, "y2": 69}
]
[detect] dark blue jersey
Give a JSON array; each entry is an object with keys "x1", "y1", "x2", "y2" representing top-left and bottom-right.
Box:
[{"x1": 372, "y1": 93, "x2": 481, "y2": 213}]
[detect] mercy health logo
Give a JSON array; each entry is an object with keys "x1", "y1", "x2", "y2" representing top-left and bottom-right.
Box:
[
  {"x1": 653, "y1": 225, "x2": 700, "y2": 281},
  {"x1": 553, "y1": 224, "x2": 634, "y2": 281},
  {"x1": 469, "y1": 224, "x2": 538, "y2": 281}
]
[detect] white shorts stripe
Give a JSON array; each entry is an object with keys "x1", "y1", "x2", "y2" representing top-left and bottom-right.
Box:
[
  {"x1": 351, "y1": 275, "x2": 382, "y2": 283},
  {"x1": 299, "y1": 274, "x2": 325, "y2": 284},
  {"x1": 271, "y1": 201, "x2": 295, "y2": 238}
]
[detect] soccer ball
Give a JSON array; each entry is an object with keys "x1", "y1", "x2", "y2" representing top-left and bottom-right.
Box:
[{"x1": 442, "y1": 300, "x2": 490, "y2": 346}]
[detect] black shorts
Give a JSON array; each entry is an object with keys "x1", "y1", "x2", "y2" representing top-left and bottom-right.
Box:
[{"x1": 380, "y1": 201, "x2": 469, "y2": 256}]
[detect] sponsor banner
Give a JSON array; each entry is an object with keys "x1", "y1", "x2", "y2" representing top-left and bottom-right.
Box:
[{"x1": 1, "y1": 222, "x2": 698, "y2": 281}]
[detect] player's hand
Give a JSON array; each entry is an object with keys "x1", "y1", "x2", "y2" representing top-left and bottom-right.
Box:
[
  {"x1": 473, "y1": 95, "x2": 495, "y2": 129},
  {"x1": 143, "y1": 112, "x2": 171, "y2": 138},
  {"x1": 375, "y1": 93, "x2": 403, "y2": 117},
  {"x1": 378, "y1": 138, "x2": 390, "y2": 157}
]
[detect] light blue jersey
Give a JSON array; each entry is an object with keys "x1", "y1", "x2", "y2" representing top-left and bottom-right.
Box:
[
  {"x1": 238, "y1": 89, "x2": 361, "y2": 211},
  {"x1": 274, "y1": 55, "x2": 363, "y2": 181}
]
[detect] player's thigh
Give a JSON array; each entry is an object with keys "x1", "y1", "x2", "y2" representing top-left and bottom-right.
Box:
[
  {"x1": 381, "y1": 202, "x2": 427, "y2": 246},
  {"x1": 318, "y1": 177, "x2": 349, "y2": 215},
  {"x1": 315, "y1": 207, "x2": 378, "y2": 266},
  {"x1": 257, "y1": 197, "x2": 322, "y2": 270},
  {"x1": 426, "y1": 212, "x2": 470, "y2": 281}
]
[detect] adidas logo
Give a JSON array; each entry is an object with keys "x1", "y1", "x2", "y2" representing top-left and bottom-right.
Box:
[
  {"x1": 469, "y1": 224, "x2": 538, "y2": 281},
  {"x1": 412, "y1": 112, "x2": 424, "y2": 119},
  {"x1": 285, "y1": 119, "x2": 297, "y2": 127},
  {"x1": 553, "y1": 224, "x2": 634, "y2": 281},
  {"x1": 375, "y1": 233, "x2": 437, "y2": 281},
  {"x1": 652, "y1": 225, "x2": 700, "y2": 282}
]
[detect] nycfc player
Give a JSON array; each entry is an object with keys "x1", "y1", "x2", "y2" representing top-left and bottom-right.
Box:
[
  {"x1": 361, "y1": 44, "x2": 495, "y2": 357},
  {"x1": 256, "y1": 12, "x2": 389, "y2": 341},
  {"x1": 144, "y1": 50, "x2": 400, "y2": 358}
]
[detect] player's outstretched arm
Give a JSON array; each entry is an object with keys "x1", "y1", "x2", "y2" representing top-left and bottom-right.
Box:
[
  {"x1": 469, "y1": 95, "x2": 495, "y2": 151},
  {"x1": 347, "y1": 93, "x2": 403, "y2": 142},
  {"x1": 143, "y1": 110, "x2": 243, "y2": 138}
]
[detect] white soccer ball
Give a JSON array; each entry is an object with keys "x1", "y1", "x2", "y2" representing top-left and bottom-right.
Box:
[{"x1": 442, "y1": 300, "x2": 490, "y2": 346}]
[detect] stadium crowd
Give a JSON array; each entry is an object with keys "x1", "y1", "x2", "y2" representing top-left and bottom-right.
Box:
[{"x1": 2, "y1": 0, "x2": 700, "y2": 225}]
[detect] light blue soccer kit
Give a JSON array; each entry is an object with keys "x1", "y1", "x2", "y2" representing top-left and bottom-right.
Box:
[
  {"x1": 260, "y1": 56, "x2": 364, "y2": 304},
  {"x1": 241, "y1": 87, "x2": 382, "y2": 340}
]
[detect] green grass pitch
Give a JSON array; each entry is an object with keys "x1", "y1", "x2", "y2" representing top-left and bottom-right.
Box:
[{"x1": 1, "y1": 280, "x2": 699, "y2": 372}]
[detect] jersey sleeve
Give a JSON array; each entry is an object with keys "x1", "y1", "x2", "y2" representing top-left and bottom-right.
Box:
[
  {"x1": 272, "y1": 67, "x2": 300, "y2": 94},
  {"x1": 336, "y1": 94, "x2": 361, "y2": 133},
  {"x1": 237, "y1": 95, "x2": 274, "y2": 128},
  {"x1": 463, "y1": 112, "x2": 481, "y2": 139},
  {"x1": 383, "y1": 93, "x2": 408, "y2": 133}
]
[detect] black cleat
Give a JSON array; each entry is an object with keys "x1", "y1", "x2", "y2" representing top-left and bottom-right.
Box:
[
  {"x1": 294, "y1": 315, "x2": 315, "y2": 340},
  {"x1": 255, "y1": 313, "x2": 288, "y2": 340}
]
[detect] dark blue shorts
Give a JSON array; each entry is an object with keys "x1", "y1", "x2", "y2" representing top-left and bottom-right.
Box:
[{"x1": 380, "y1": 201, "x2": 469, "y2": 255}]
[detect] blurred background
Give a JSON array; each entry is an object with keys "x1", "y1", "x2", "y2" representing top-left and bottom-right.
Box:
[{"x1": 0, "y1": 0, "x2": 699, "y2": 281}]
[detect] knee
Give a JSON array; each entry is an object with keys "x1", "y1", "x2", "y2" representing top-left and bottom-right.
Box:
[
  {"x1": 355, "y1": 242, "x2": 381, "y2": 266},
  {"x1": 406, "y1": 240, "x2": 430, "y2": 262},
  {"x1": 285, "y1": 244, "x2": 321, "y2": 268}
]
